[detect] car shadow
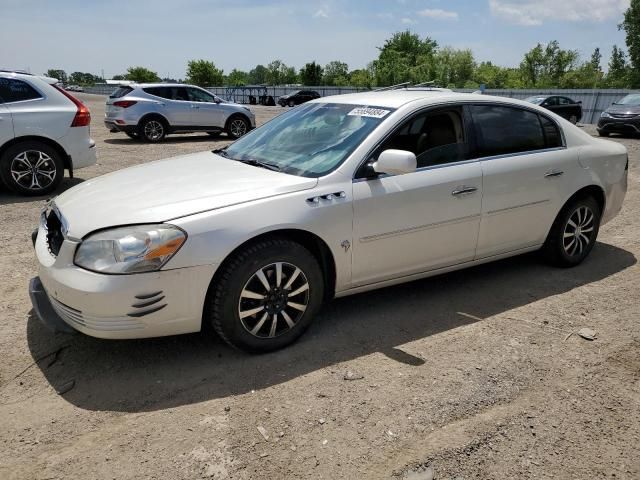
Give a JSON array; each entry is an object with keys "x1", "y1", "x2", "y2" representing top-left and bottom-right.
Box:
[
  {"x1": 0, "y1": 177, "x2": 85, "y2": 205},
  {"x1": 27, "y1": 242, "x2": 636, "y2": 413},
  {"x1": 103, "y1": 135, "x2": 233, "y2": 145}
]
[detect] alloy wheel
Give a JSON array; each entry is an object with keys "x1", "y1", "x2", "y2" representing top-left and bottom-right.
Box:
[
  {"x1": 10, "y1": 150, "x2": 57, "y2": 191},
  {"x1": 238, "y1": 262, "x2": 310, "y2": 338},
  {"x1": 144, "y1": 120, "x2": 164, "y2": 141},
  {"x1": 563, "y1": 206, "x2": 595, "y2": 257},
  {"x1": 229, "y1": 119, "x2": 247, "y2": 138}
]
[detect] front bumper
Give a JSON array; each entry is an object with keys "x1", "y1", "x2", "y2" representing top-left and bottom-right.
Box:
[
  {"x1": 597, "y1": 117, "x2": 640, "y2": 134},
  {"x1": 32, "y1": 224, "x2": 217, "y2": 339}
]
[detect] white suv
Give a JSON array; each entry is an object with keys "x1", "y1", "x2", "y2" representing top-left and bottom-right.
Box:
[{"x1": 0, "y1": 71, "x2": 96, "y2": 196}]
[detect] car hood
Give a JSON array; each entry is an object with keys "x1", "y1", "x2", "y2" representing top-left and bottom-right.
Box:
[
  {"x1": 607, "y1": 104, "x2": 640, "y2": 115},
  {"x1": 54, "y1": 152, "x2": 317, "y2": 238}
]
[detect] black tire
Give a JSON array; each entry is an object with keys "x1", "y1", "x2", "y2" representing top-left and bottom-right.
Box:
[
  {"x1": 226, "y1": 115, "x2": 250, "y2": 140},
  {"x1": 138, "y1": 116, "x2": 167, "y2": 142},
  {"x1": 569, "y1": 115, "x2": 578, "y2": 125},
  {"x1": 125, "y1": 131, "x2": 140, "y2": 140},
  {"x1": 207, "y1": 131, "x2": 222, "y2": 138},
  {"x1": 0, "y1": 141, "x2": 64, "y2": 196},
  {"x1": 208, "y1": 238, "x2": 324, "y2": 353},
  {"x1": 288, "y1": 99, "x2": 295, "y2": 107},
  {"x1": 541, "y1": 196, "x2": 601, "y2": 267},
  {"x1": 597, "y1": 131, "x2": 610, "y2": 137}
]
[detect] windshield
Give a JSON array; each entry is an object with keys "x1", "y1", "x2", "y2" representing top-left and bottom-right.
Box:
[
  {"x1": 616, "y1": 94, "x2": 640, "y2": 106},
  {"x1": 222, "y1": 103, "x2": 393, "y2": 177},
  {"x1": 525, "y1": 96, "x2": 546, "y2": 105}
]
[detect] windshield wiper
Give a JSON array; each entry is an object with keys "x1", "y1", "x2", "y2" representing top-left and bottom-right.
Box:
[
  {"x1": 234, "y1": 158, "x2": 281, "y2": 172},
  {"x1": 212, "y1": 148, "x2": 229, "y2": 157}
]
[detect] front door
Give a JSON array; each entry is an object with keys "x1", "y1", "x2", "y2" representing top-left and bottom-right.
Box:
[
  {"x1": 352, "y1": 106, "x2": 482, "y2": 286},
  {"x1": 0, "y1": 103, "x2": 14, "y2": 146},
  {"x1": 187, "y1": 87, "x2": 224, "y2": 128}
]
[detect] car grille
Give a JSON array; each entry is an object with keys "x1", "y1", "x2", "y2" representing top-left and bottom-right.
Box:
[
  {"x1": 50, "y1": 297, "x2": 145, "y2": 332},
  {"x1": 610, "y1": 113, "x2": 638, "y2": 119},
  {"x1": 45, "y1": 209, "x2": 64, "y2": 257}
]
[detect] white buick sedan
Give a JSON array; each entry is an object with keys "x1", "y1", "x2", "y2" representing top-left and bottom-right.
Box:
[{"x1": 30, "y1": 90, "x2": 628, "y2": 352}]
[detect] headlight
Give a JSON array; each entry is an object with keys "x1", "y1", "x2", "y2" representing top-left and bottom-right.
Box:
[
  {"x1": 601, "y1": 111, "x2": 612, "y2": 118},
  {"x1": 74, "y1": 224, "x2": 186, "y2": 274}
]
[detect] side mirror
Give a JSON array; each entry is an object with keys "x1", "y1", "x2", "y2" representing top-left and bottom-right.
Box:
[
  {"x1": 373, "y1": 149, "x2": 417, "y2": 176},
  {"x1": 214, "y1": 98, "x2": 222, "y2": 104}
]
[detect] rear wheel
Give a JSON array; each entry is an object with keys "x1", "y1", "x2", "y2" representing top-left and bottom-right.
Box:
[
  {"x1": 0, "y1": 141, "x2": 64, "y2": 196},
  {"x1": 138, "y1": 117, "x2": 167, "y2": 142},
  {"x1": 288, "y1": 99, "x2": 295, "y2": 107},
  {"x1": 597, "y1": 130, "x2": 610, "y2": 137},
  {"x1": 208, "y1": 238, "x2": 324, "y2": 353},
  {"x1": 226, "y1": 115, "x2": 249, "y2": 139},
  {"x1": 542, "y1": 196, "x2": 601, "y2": 267},
  {"x1": 569, "y1": 115, "x2": 578, "y2": 124}
]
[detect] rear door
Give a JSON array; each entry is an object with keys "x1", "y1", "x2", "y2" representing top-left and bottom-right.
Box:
[
  {"x1": 187, "y1": 87, "x2": 224, "y2": 128},
  {"x1": 163, "y1": 87, "x2": 192, "y2": 126},
  {"x1": 0, "y1": 79, "x2": 15, "y2": 145},
  {"x1": 470, "y1": 104, "x2": 575, "y2": 258}
]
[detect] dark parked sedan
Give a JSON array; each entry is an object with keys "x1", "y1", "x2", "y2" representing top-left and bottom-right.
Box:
[
  {"x1": 278, "y1": 90, "x2": 321, "y2": 107},
  {"x1": 597, "y1": 94, "x2": 640, "y2": 137},
  {"x1": 525, "y1": 95, "x2": 582, "y2": 124}
]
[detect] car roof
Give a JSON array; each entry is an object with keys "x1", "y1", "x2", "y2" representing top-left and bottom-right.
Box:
[
  {"x1": 132, "y1": 83, "x2": 201, "y2": 89},
  {"x1": 312, "y1": 90, "x2": 541, "y2": 110},
  {"x1": 0, "y1": 70, "x2": 58, "y2": 85}
]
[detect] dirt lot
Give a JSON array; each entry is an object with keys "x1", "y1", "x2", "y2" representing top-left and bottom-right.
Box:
[{"x1": 1, "y1": 94, "x2": 639, "y2": 480}]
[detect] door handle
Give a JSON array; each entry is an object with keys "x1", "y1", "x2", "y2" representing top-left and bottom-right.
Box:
[
  {"x1": 452, "y1": 186, "x2": 478, "y2": 197},
  {"x1": 191, "y1": 105, "x2": 200, "y2": 109},
  {"x1": 544, "y1": 170, "x2": 564, "y2": 178}
]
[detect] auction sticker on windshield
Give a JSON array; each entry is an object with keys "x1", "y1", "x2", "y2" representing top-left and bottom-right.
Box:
[{"x1": 348, "y1": 107, "x2": 390, "y2": 119}]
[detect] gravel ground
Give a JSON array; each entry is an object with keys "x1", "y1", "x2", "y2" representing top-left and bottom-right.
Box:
[{"x1": 0, "y1": 94, "x2": 639, "y2": 479}]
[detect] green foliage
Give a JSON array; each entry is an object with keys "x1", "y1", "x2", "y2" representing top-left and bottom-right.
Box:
[
  {"x1": 125, "y1": 66, "x2": 161, "y2": 83},
  {"x1": 265, "y1": 60, "x2": 297, "y2": 85},
  {"x1": 433, "y1": 47, "x2": 475, "y2": 88},
  {"x1": 46, "y1": 69, "x2": 67, "y2": 83},
  {"x1": 349, "y1": 65, "x2": 375, "y2": 88},
  {"x1": 323, "y1": 61, "x2": 349, "y2": 86},
  {"x1": 69, "y1": 72, "x2": 101, "y2": 85},
  {"x1": 605, "y1": 45, "x2": 630, "y2": 88},
  {"x1": 519, "y1": 41, "x2": 579, "y2": 87},
  {"x1": 111, "y1": 74, "x2": 126, "y2": 81},
  {"x1": 227, "y1": 69, "x2": 249, "y2": 86},
  {"x1": 374, "y1": 30, "x2": 438, "y2": 86},
  {"x1": 300, "y1": 61, "x2": 323, "y2": 86},
  {"x1": 185, "y1": 60, "x2": 223, "y2": 87},
  {"x1": 619, "y1": 0, "x2": 640, "y2": 87},
  {"x1": 248, "y1": 65, "x2": 268, "y2": 84}
]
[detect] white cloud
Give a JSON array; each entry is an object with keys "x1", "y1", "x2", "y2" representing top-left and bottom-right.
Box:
[
  {"x1": 417, "y1": 8, "x2": 459, "y2": 20},
  {"x1": 401, "y1": 17, "x2": 416, "y2": 24},
  {"x1": 313, "y1": 8, "x2": 328, "y2": 18},
  {"x1": 489, "y1": 0, "x2": 629, "y2": 26}
]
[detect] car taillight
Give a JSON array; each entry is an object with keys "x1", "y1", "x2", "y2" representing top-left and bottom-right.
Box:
[
  {"x1": 113, "y1": 100, "x2": 137, "y2": 108},
  {"x1": 53, "y1": 84, "x2": 91, "y2": 127}
]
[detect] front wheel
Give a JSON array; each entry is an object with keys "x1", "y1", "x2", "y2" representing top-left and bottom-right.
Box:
[
  {"x1": 288, "y1": 99, "x2": 295, "y2": 107},
  {"x1": 597, "y1": 131, "x2": 610, "y2": 137},
  {"x1": 226, "y1": 116, "x2": 249, "y2": 139},
  {"x1": 0, "y1": 141, "x2": 64, "y2": 196},
  {"x1": 569, "y1": 115, "x2": 578, "y2": 125},
  {"x1": 208, "y1": 238, "x2": 324, "y2": 353},
  {"x1": 542, "y1": 196, "x2": 601, "y2": 267}
]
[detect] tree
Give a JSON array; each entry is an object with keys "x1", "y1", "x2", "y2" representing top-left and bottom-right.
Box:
[
  {"x1": 590, "y1": 47, "x2": 602, "y2": 71},
  {"x1": 519, "y1": 41, "x2": 578, "y2": 87},
  {"x1": 374, "y1": 30, "x2": 438, "y2": 86},
  {"x1": 300, "y1": 61, "x2": 323, "y2": 86},
  {"x1": 349, "y1": 67, "x2": 374, "y2": 88},
  {"x1": 248, "y1": 65, "x2": 268, "y2": 84},
  {"x1": 227, "y1": 69, "x2": 249, "y2": 86},
  {"x1": 69, "y1": 72, "x2": 100, "y2": 85},
  {"x1": 473, "y1": 62, "x2": 510, "y2": 88},
  {"x1": 606, "y1": 45, "x2": 629, "y2": 88},
  {"x1": 433, "y1": 47, "x2": 475, "y2": 88},
  {"x1": 264, "y1": 60, "x2": 297, "y2": 85},
  {"x1": 323, "y1": 61, "x2": 349, "y2": 86},
  {"x1": 125, "y1": 66, "x2": 161, "y2": 83},
  {"x1": 619, "y1": 0, "x2": 640, "y2": 87},
  {"x1": 111, "y1": 74, "x2": 126, "y2": 81},
  {"x1": 185, "y1": 60, "x2": 223, "y2": 87},
  {"x1": 46, "y1": 69, "x2": 67, "y2": 83}
]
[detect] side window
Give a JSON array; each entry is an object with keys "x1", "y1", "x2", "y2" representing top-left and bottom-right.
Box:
[
  {"x1": 377, "y1": 108, "x2": 467, "y2": 168},
  {"x1": 188, "y1": 88, "x2": 215, "y2": 103},
  {"x1": 470, "y1": 105, "x2": 545, "y2": 158},
  {"x1": 558, "y1": 97, "x2": 571, "y2": 105},
  {"x1": 173, "y1": 87, "x2": 189, "y2": 101},
  {"x1": 539, "y1": 115, "x2": 562, "y2": 148},
  {"x1": 544, "y1": 97, "x2": 558, "y2": 106},
  {"x1": 0, "y1": 78, "x2": 42, "y2": 103}
]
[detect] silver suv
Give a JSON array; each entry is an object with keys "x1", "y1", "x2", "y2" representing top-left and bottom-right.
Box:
[{"x1": 104, "y1": 83, "x2": 256, "y2": 142}]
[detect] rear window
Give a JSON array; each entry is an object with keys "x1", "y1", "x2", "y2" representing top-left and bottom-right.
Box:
[
  {"x1": 471, "y1": 105, "x2": 546, "y2": 158},
  {"x1": 0, "y1": 78, "x2": 43, "y2": 103},
  {"x1": 109, "y1": 86, "x2": 133, "y2": 98}
]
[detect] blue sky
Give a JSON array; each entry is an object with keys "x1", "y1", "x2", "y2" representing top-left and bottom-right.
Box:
[{"x1": 0, "y1": 0, "x2": 630, "y2": 79}]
